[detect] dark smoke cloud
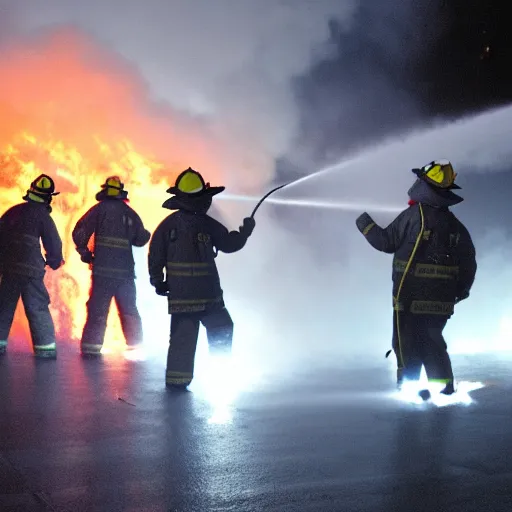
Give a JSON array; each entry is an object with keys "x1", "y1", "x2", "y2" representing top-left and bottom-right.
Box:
[{"x1": 284, "y1": 0, "x2": 512, "y2": 179}]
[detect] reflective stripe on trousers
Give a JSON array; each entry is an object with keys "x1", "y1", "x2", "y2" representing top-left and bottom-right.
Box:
[
  {"x1": 166, "y1": 371, "x2": 193, "y2": 386},
  {"x1": 34, "y1": 343, "x2": 56, "y2": 351},
  {"x1": 81, "y1": 343, "x2": 103, "y2": 354}
]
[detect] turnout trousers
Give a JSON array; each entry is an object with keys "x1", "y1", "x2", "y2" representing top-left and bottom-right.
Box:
[
  {"x1": 166, "y1": 306, "x2": 234, "y2": 388},
  {"x1": 0, "y1": 273, "x2": 57, "y2": 357},
  {"x1": 392, "y1": 310, "x2": 454, "y2": 386},
  {"x1": 81, "y1": 277, "x2": 143, "y2": 354}
]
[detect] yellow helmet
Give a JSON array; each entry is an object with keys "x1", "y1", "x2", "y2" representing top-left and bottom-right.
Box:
[
  {"x1": 102, "y1": 176, "x2": 124, "y2": 196},
  {"x1": 24, "y1": 174, "x2": 60, "y2": 205},
  {"x1": 412, "y1": 160, "x2": 460, "y2": 190},
  {"x1": 96, "y1": 176, "x2": 128, "y2": 201},
  {"x1": 167, "y1": 167, "x2": 225, "y2": 197}
]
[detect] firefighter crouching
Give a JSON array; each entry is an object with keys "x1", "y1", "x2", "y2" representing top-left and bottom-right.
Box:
[
  {"x1": 355, "y1": 160, "x2": 477, "y2": 398},
  {"x1": 72, "y1": 176, "x2": 151, "y2": 356},
  {"x1": 148, "y1": 168, "x2": 255, "y2": 389},
  {"x1": 0, "y1": 175, "x2": 64, "y2": 358}
]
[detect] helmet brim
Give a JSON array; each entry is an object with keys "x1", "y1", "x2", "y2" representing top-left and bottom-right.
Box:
[
  {"x1": 411, "y1": 168, "x2": 461, "y2": 189},
  {"x1": 166, "y1": 185, "x2": 225, "y2": 197}
]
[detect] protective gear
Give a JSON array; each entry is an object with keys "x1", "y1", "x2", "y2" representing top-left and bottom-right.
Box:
[
  {"x1": 73, "y1": 178, "x2": 151, "y2": 354},
  {"x1": 154, "y1": 281, "x2": 169, "y2": 297},
  {"x1": 412, "y1": 159, "x2": 460, "y2": 190},
  {"x1": 80, "y1": 277, "x2": 143, "y2": 355},
  {"x1": 22, "y1": 174, "x2": 60, "y2": 211},
  {"x1": 80, "y1": 250, "x2": 94, "y2": 264},
  {"x1": 149, "y1": 171, "x2": 252, "y2": 387},
  {"x1": 356, "y1": 162, "x2": 476, "y2": 391},
  {"x1": 239, "y1": 217, "x2": 256, "y2": 238},
  {"x1": 73, "y1": 189, "x2": 150, "y2": 280},
  {"x1": 167, "y1": 168, "x2": 225, "y2": 197},
  {"x1": 149, "y1": 189, "x2": 252, "y2": 314},
  {"x1": 166, "y1": 306, "x2": 233, "y2": 388},
  {"x1": 0, "y1": 179, "x2": 63, "y2": 358},
  {"x1": 95, "y1": 176, "x2": 128, "y2": 201},
  {"x1": 0, "y1": 270, "x2": 59, "y2": 358}
]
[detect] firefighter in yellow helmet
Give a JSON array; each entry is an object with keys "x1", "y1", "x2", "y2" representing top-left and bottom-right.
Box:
[
  {"x1": 355, "y1": 160, "x2": 477, "y2": 399},
  {"x1": 0, "y1": 174, "x2": 64, "y2": 358},
  {"x1": 148, "y1": 168, "x2": 255, "y2": 389},
  {"x1": 72, "y1": 176, "x2": 151, "y2": 356}
]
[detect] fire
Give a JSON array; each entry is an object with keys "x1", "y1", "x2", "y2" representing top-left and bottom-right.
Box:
[{"x1": 0, "y1": 29, "x2": 223, "y2": 352}]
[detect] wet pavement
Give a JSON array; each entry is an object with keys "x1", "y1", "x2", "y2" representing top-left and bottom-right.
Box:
[{"x1": 1, "y1": 346, "x2": 512, "y2": 512}]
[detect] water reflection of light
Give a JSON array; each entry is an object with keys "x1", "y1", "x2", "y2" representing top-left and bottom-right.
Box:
[
  {"x1": 395, "y1": 370, "x2": 484, "y2": 407},
  {"x1": 190, "y1": 351, "x2": 262, "y2": 425},
  {"x1": 123, "y1": 346, "x2": 147, "y2": 362}
]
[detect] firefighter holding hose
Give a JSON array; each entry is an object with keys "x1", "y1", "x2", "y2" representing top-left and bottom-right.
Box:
[
  {"x1": 148, "y1": 167, "x2": 255, "y2": 389},
  {"x1": 0, "y1": 174, "x2": 64, "y2": 358},
  {"x1": 72, "y1": 176, "x2": 151, "y2": 356},
  {"x1": 355, "y1": 160, "x2": 477, "y2": 398}
]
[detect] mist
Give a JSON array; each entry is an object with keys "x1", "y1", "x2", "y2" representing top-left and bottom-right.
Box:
[
  {"x1": 203, "y1": 106, "x2": 512, "y2": 381},
  {"x1": 1, "y1": 1, "x2": 511, "y2": 386},
  {"x1": 1, "y1": 0, "x2": 359, "y2": 192}
]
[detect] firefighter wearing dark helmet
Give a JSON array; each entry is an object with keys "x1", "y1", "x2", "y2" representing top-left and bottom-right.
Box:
[
  {"x1": 355, "y1": 160, "x2": 477, "y2": 398},
  {"x1": 148, "y1": 167, "x2": 255, "y2": 389},
  {"x1": 0, "y1": 174, "x2": 64, "y2": 358},
  {"x1": 72, "y1": 176, "x2": 151, "y2": 356}
]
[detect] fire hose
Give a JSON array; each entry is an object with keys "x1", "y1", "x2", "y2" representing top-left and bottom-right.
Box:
[{"x1": 250, "y1": 183, "x2": 289, "y2": 219}]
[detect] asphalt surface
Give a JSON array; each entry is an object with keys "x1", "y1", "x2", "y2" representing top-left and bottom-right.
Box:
[{"x1": 1, "y1": 346, "x2": 512, "y2": 512}]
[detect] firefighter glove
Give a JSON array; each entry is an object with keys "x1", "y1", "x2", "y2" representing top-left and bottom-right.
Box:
[
  {"x1": 46, "y1": 259, "x2": 65, "y2": 270},
  {"x1": 356, "y1": 212, "x2": 374, "y2": 234},
  {"x1": 80, "y1": 250, "x2": 94, "y2": 264},
  {"x1": 239, "y1": 217, "x2": 256, "y2": 238},
  {"x1": 154, "y1": 282, "x2": 169, "y2": 297}
]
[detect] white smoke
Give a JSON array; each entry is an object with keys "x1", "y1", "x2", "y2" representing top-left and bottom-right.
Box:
[
  {"x1": 3, "y1": 0, "x2": 357, "y2": 191},
  {"x1": 213, "y1": 105, "x2": 512, "y2": 378}
]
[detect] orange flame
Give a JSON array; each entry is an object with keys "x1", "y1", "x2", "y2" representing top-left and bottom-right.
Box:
[{"x1": 0, "y1": 29, "x2": 223, "y2": 352}]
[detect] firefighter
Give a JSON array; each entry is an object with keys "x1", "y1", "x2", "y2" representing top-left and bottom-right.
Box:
[
  {"x1": 0, "y1": 174, "x2": 64, "y2": 358},
  {"x1": 355, "y1": 160, "x2": 477, "y2": 397},
  {"x1": 148, "y1": 167, "x2": 255, "y2": 389},
  {"x1": 72, "y1": 176, "x2": 151, "y2": 356}
]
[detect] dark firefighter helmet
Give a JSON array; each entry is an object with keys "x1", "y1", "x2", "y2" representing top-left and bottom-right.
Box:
[
  {"x1": 23, "y1": 174, "x2": 60, "y2": 204},
  {"x1": 412, "y1": 159, "x2": 461, "y2": 190},
  {"x1": 96, "y1": 176, "x2": 128, "y2": 200},
  {"x1": 167, "y1": 168, "x2": 225, "y2": 197}
]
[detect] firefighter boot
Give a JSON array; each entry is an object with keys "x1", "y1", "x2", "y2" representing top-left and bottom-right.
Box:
[
  {"x1": 165, "y1": 370, "x2": 192, "y2": 391},
  {"x1": 81, "y1": 343, "x2": 103, "y2": 357},
  {"x1": 440, "y1": 380, "x2": 455, "y2": 395},
  {"x1": 418, "y1": 389, "x2": 431, "y2": 401}
]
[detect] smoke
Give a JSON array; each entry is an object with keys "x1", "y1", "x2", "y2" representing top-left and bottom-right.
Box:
[
  {"x1": 213, "y1": 105, "x2": 512, "y2": 380},
  {"x1": 1, "y1": 0, "x2": 511, "y2": 387},
  {"x1": 1, "y1": 0, "x2": 359, "y2": 192}
]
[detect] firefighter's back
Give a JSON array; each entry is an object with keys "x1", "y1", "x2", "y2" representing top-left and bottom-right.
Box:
[
  {"x1": 90, "y1": 200, "x2": 137, "y2": 279},
  {"x1": 0, "y1": 202, "x2": 48, "y2": 278},
  {"x1": 165, "y1": 211, "x2": 222, "y2": 313},
  {"x1": 394, "y1": 204, "x2": 468, "y2": 315}
]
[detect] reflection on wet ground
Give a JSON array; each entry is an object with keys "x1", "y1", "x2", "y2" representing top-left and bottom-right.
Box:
[{"x1": 1, "y1": 347, "x2": 511, "y2": 511}]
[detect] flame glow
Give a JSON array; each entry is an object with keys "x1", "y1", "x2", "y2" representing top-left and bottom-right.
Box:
[{"x1": 0, "y1": 29, "x2": 224, "y2": 351}]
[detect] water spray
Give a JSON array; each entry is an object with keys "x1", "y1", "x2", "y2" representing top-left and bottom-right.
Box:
[
  {"x1": 221, "y1": 155, "x2": 402, "y2": 216},
  {"x1": 219, "y1": 191, "x2": 402, "y2": 215}
]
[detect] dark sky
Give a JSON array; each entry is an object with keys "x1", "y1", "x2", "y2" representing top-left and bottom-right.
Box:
[{"x1": 281, "y1": 0, "x2": 512, "y2": 179}]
